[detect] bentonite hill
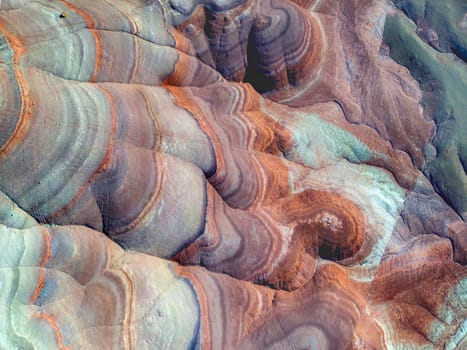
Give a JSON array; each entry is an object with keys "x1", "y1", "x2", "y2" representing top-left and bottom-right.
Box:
[{"x1": 0, "y1": 0, "x2": 466, "y2": 349}]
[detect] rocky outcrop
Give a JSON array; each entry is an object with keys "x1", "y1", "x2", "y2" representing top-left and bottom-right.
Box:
[
  {"x1": 384, "y1": 0, "x2": 467, "y2": 220},
  {"x1": 174, "y1": 0, "x2": 323, "y2": 95}
]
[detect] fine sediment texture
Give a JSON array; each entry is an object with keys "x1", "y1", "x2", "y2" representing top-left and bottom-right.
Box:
[
  {"x1": 383, "y1": 0, "x2": 467, "y2": 220},
  {"x1": 0, "y1": 0, "x2": 465, "y2": 349}
]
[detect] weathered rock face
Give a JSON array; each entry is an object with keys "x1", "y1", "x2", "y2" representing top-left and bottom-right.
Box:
[
  {"x1": 175, "y1": 0, "x2": 323, "y2": 95},
  {"x1": 384, "y1": 0, "x2": 467, "y2": 221},
  {"x1": 0, "y1": 0, "x2": 465, "y2": 349}
]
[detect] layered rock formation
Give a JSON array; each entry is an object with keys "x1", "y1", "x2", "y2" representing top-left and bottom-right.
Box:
[
  {"x1": 0, "y1": 0, "x2": 465, "y2": 349},
  {"x1": 384, "y1": 0, "x2": 467, "y2": 220}
]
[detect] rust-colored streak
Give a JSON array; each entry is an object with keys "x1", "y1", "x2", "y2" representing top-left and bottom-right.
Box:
[
  {"x1": 59, "y1": 0, "x2": 95, "y2": 28},
  {"x1": 109, "y1": 150, "x2": 163, "y2": 236},
  {"x1": 165, "y1": 86, "x2": 225, "y2": 180},
  {"x1": 274, "y1": 189, "x2": 368, "y2": 262},
  {"x1": 89, "y1": 86, "x2": 117, "y2": 173},
  {"x1": 89, "y1": 29, "x2": 103, "y2": 83},
  {"x1": 47, "y1": 84, "x2": 117, "y2": 221},
  {"x1": 34, "y1": 312, "x2": 71, "y2": 350},
  {"x1": 59, "y1": 1, "x2": 102, "y2": 82},
  {"x1": 172, "y1": 29, "x2": 194, "y2": 54},
  {"x1": 172, "y1": 185, "x2": 220, "y2": 264},
  {"x1": 30, "y1": 228, "x2": 51, "y2": 304},
  {"x1": 0, "y1": 21, "x2": 34, "y2": 160}
]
